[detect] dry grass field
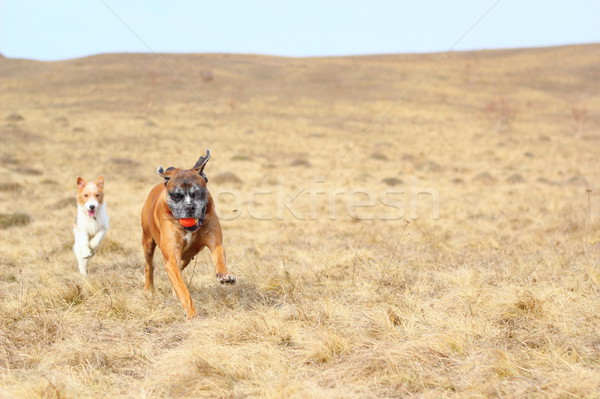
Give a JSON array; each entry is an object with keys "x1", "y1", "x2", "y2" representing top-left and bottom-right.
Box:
[{"x1": 1, "y1": 44, "x2": 599, "y2": 398}]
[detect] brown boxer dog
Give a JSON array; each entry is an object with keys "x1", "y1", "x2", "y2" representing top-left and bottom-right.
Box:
[{"x1": 141, "y1": 149, "x2": 235, "y2": 319}]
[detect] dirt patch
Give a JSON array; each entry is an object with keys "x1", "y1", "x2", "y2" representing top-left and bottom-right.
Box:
[
  {"x1": 564, "y1": 176, "x2": 588, "y2": 187},
  {"x1": 54, "y1": 197, "x2": 76, "y2": 210},
  {"x1": 415, "y1": 160, "x2": 443, "y2": 173},
  {"x1": 472, "y1": 172, "x2": 496, "y2": 183},
  {"x1": 290, "y1": 159, "x2": 311, "y2": 167},
  {"x1": 41, "y1": 178, "x2": 59, "y2": 186},
  {"x1": 370, "y1": 153, "x2": 388, "y2": 161},
  {"x1": 109, "y1": 157, "x2": 141, "y2": 168},
  {"x1": 0, "y1": 124, "x2": 42, "y2": 142},
  {"x1": 382, "y1": 177, "x2": 403, "y2": 186},
  {"x1": 231, "y1": 154, "x2": 253, "y2": 162},
  {"x1": 212, "y1": 172, "x2": 242, "y2": 185},
  {"x1": 54, "y1": 116, "x2": 69, "y2": 126},
  {"x1": 0, "y1": 182, "x2": 23, "y2": 193},
  {"x1": 5, "y1": 113, "x2": 24, "y2": 122},
  {"x1": 0, "y1": 213, "x2": 32, "y2": 229},
  {"x1": 0, "y1": 154, "x2": 17, "y2": 165},
  {"x1": 506, "y1": 174, "x2": 525, "y2": 183},
  {"x1": 14, "y1": 167, "x2": 43, "y2": 176}
]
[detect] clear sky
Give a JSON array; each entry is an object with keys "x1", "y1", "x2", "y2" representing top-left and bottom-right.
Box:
[{"x1": 1, "y1": 0, "x2": 599, "y2": 61}]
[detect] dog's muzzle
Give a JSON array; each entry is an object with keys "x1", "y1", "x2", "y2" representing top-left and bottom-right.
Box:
[{"x1": 182, "y1": 207, "x2": 206, "y2": 232}]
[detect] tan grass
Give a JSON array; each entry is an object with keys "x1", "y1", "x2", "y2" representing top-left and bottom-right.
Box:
[{"x1": 0, "y1": 45, "x2": 599, "y2": 398}]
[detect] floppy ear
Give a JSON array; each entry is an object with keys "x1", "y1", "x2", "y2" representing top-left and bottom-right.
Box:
[
  {"x1": 96, "y1": 176, "x2": 104, "y2": 191},
  {"x1": 157, "y1": 166, "x2": 176, "y2": 186},
  {"x1": 192, "y1": 148, "x2": 211, "y2": 182},
  {"x1": 77, "y1": 177, "x2": 86, "y2": 189}
]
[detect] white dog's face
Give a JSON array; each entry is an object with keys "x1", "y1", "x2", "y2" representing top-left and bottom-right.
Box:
[{"x1": 76, "y1": 176, "x2": 104, "y2": 217}]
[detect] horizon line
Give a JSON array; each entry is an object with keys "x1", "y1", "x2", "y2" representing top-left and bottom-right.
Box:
[{"x1": 2, "y1": 41, "x2": 599, "y2": 63}]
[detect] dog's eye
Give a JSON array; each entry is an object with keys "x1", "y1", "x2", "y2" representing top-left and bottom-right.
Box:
[
  {"x1": 95, "y1": 194, "x2": 100, "y2": 198},
  {"x1": 170, "y1": 193, "x2": 183, "y2": 201},
  {"x1": 84, "y1": 194, "x2": 89, "y2": 198}
]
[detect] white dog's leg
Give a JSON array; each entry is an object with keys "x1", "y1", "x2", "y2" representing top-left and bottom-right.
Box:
[
  {"x1": 77, "y1": 256, "x2": 89, "y2": 275},
  {"x1": 73, "y1": 227, "x2": 91, "y2": 275},
  {"x1": 89, "y1": 230, "x2": 106, "y2": 253},
  {"x1": 73, "y1": 227, "x2": 92, "y2": 258}
]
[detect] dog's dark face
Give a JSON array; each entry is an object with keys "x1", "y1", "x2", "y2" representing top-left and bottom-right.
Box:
[
  {"x1": 157, "y1": 149, "x2": 212, "y2": 221},
  {"x1": 164, "y1": 170, "x2": 208, "y2": 219}
]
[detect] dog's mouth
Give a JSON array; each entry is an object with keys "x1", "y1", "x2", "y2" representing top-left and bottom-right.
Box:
[
  {"x1": 177, "y1": 207, "x2": 206, "y2": 231},
  {"x1": 179, "y1": 218, "x2": 198, "y2": 227},
  {"x1": 87, "y1": 209, "x2": 96, "y2": 217},
  {"x1": 179, "y1": 218, "x2": 202, "y2": 232}
]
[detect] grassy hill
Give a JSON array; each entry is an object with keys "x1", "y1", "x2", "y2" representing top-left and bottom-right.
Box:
[{"x1": 0, "y1": 44, "x2": 599, "y2": 398}]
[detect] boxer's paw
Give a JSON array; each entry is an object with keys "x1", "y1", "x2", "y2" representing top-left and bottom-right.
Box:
[
  {"x1": 217, "y1": 273, "x2": 236, "y2": 285},
  {"x1": 186, "y1": 309, "x2": 198, "y2": 320}
]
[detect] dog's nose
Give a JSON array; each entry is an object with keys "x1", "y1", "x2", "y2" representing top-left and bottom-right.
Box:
[
  {"x1": 184, "y1": 204, "x2": 195, "y2": 213},
  {"x1": 89, "y1": 204, "x2": 96, "y2": 210}
]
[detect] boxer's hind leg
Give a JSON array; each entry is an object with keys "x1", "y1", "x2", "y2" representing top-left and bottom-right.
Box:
[
  {"x1": 180, "y1": 257, "x2": 192, "y2": 271},
  {"x1": 142, "y1": 234, "x2": 156, "y2": 293}
]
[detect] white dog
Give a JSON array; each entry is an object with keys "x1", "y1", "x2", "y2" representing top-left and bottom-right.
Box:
[{"x1": 73, "y1": 176, "x2": 109, "y2": 275}]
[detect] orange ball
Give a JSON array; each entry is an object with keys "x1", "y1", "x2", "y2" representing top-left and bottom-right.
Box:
[{"x1": 179, "y1": 218, "x2": 197, "y2": 227}]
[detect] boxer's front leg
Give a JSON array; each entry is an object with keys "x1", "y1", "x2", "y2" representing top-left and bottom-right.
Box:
[
  {"x1": 206, "y1": 236, "x2": 236, "y2": 285},
  {"x1": 161, "y1": 239, "x2": 197, "y2": 318}
]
